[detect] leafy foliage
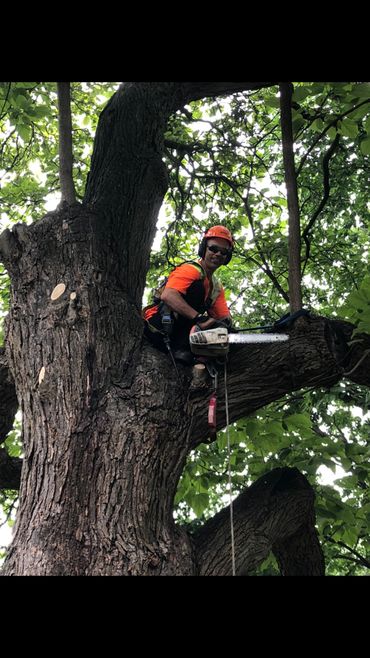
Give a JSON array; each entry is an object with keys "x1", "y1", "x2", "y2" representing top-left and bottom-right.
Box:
[{"x1": 1, "y1": 81, "x2": 370, "y2": 574}]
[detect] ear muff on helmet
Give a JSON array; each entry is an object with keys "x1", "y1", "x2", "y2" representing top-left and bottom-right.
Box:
[
  {"x1": 222, "y1": 247, "x2": 233, "y2": 265},
  {"x1": 198, "y1": 238, "x2": 207, "y2": 259}
]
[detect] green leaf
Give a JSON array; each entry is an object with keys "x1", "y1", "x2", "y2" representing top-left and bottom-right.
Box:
[
  {"x1": 311, "y1": 118, "x2": 324, "y2": 132},
  {"x1": 32, "y1": 105, "x2": 51, "y2": 119},
  {"x1": 284, "y1": 413, "x2": 312, "y2": 431},
  {"x1": 360, "y1": 136, "x2": 370, "y2": 155},
  {"x1": 190, "y1": 493, "x2": 209, "y2": 518},
  {"x1": 339, "y1": 119, "x2": 358, "y2": 139},
  {"x1": 349, "y1": 105, "x2": 370, "y2": 121},
  {"x1": 334, "y1": 475, "x2": 358, "y2": 488},
  {"x1": 17, "y1": 124, "x2": 32, "y2": 142},
  {"x1": 350, "y1": 83, "x2": 370, "y2": 98},
  {"x1": 265, "y1": 97, "x2": 280, "y2": 108},
  {"x1": 292, "y1": 87, "x2": 310, "y2": 102},
  {"x1": 15, "y1": 94, "x2": 28, "y2": 109}
]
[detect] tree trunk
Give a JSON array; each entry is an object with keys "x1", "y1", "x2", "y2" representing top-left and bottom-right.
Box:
[{"x1": 0, "y1": 206, "x2": 197, "y2": 574}]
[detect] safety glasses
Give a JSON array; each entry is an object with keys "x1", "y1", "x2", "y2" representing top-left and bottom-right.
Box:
[{"x1": 207, "y1": 245, "x2": 231, "y2": 257}]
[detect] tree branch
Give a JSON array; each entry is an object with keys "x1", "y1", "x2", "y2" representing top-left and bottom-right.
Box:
[
  {"x1": 302, "y1": 134, "x2": 340, "y2": 271},
  {"x1": 279, "y1": 82, "x2": 302, "y2": 313},
  {"x1": 296, "y1": 98, "x2": 370, "y2": 177},
  {"x1": 57, "y1": 82, "x2": 76, "y2": 205},
  {"x1": 179, "y1": 82, "x2": 277, "y2": 106},
  {"x1": 188, "y1": 315, "x2": 356, "y2": 445},
  {"x1": 243, "y1": 197, "x2": 290, "y2": 303},
  {"x1": 324, "y1": 535, "x2": 370, "y2": 569},
  {"x1": 192, "y1": 467, "x2": 324, "y2": 575}
]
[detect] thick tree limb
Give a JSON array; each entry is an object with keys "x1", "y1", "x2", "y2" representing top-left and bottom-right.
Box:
[
  {"x1": 188, "y1": 315, "x2": 360, "y2": 445},
  {"x1": 178, "y1": 82, "x2": 277, "y2": 106},
  {"x1": 273, "y1": 520, "x2": 325, "y2": 575},
  {"x1": 192, "y1": 467, "x2": 324, "y2": 576}
]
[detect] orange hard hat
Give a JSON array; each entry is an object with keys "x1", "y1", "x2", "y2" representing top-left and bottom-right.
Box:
[{"x1": 204, "y1": 225, "x2": 233, "y2": 247}]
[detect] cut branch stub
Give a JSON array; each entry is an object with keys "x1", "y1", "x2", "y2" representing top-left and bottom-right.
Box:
[
  {"x1": 38, "y1": 366, "x2": 46, "y2": 385},
  {"x1": 51, "y1": 283, "x2": 66, "y2": 301}
]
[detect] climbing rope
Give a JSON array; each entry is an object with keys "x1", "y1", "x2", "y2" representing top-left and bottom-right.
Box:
[{"x1": 224, "y1": 360, "x2": 236, "y2": 576}]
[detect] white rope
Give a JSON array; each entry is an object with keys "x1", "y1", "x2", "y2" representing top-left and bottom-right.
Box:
[{"x1": 224, "y1": 360, "x2": 236, "y2": 576}]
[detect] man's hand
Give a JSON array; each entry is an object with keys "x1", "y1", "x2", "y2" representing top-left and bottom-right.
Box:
[
  {"x1": 210, "y1": 318, "x2": 232, "y2": 330},
  {"x1": 194, "y1": 316, "x2": 217, "y2": 330}
]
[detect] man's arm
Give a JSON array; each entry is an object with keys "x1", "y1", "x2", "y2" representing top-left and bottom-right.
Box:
[{"x1": 161, "y1": 288, "x2": 215, "y2": 329}]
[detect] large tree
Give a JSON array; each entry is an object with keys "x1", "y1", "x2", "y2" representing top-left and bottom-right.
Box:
[{"x1": 0, "y1": 82, "x2": 370, "y2": 575}]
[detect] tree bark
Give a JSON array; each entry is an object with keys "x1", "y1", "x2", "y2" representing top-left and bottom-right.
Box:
[
  {"x1": 279, "y1": 82, "x2": 302, "y2": 313},
  {"x1": 57, "y1": 82, "x2": 76, "y2": 205},
  {"x1": 0, "y1": 205, "x2": 197, "y2": 575},
  {"x1": 193, "y1": 468, "x2": 324, "y2": 576}
]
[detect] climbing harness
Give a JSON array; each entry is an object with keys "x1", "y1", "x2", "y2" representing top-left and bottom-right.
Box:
[
  {"x1": 142, "y1": 260, "x2": 222, "y2": 318},
  {"x1": 160, "y1": 303, "x2": 181, "y2": 381}
]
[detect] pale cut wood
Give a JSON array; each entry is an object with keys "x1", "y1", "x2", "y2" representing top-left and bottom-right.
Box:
[
  {"x1": 51, "y1": 283, "x2": 66, "y2": 300},
  {"x1": 38, "y1": 366, "x2": 45, "y2": 385}
]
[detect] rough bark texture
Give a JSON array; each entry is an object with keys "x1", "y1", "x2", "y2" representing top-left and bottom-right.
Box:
[
  {"x1": 193, "y1": 468, "x2": 324, "y2": 576},
  {"x1": 0, "y1": 82, "x2": 368, "y2": 576},
  {"x1": 0, "y1": 207, "x2": 195, "y2": 575}
]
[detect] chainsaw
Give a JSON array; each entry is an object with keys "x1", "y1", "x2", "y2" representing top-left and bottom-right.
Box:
[{"x1": 189, "y1": 326, "x2": 289, "y2": 357}]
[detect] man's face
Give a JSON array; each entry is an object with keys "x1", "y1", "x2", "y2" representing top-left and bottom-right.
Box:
[{"x1": 203, "y1": 238, "x2": 231, "y2": 271}]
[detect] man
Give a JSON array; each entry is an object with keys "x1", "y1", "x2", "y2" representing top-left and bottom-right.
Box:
[{"x1": 143, "y1": 225, "x2": 233, "y2": 364}]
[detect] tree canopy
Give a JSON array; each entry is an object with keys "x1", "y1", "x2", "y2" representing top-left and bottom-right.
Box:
[{"x1": 1, "y1": 81, "x2": 370, "y2": 575}]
